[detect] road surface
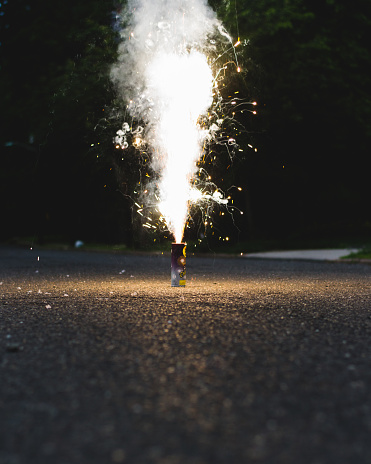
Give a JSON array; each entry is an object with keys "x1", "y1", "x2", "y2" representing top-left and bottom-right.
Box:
[{"x1": 1, "y1": 246, "x2": 371, "y2": 464}]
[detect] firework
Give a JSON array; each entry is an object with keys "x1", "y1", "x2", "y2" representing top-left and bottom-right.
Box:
[
  {"x1": 171, "y1": 243, "x2": 186, "y2": 287},
  {"x1": 110, "y1": 0, "x2": 241, "y2": 242}
]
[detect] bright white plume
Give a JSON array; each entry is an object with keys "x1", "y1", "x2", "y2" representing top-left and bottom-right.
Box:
[{"x1": 111, "y1": 0, "x2": 233, "y2": 242}]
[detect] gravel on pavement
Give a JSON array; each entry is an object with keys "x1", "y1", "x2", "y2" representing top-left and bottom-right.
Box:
[{"x1": 1, "y1": 246, "x2": 371, "y2": 464}]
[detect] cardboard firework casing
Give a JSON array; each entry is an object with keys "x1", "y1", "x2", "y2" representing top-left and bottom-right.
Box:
[{"x1": 171, "y1": 243, "x2": 186, "y2": 287}]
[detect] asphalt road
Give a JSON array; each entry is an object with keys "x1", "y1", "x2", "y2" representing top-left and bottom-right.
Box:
[{"x1": 1, "y1": 245, "x2": 371, "y2": 464}]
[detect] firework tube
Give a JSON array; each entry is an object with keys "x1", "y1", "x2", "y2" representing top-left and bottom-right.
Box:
[{"x1": 171, "y1": 243, "x2": 186, "y2": 287}]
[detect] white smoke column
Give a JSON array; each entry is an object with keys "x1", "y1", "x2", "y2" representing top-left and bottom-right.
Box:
[{"x1": 111, "y1": 0, "x2": 227, "y2": 242}]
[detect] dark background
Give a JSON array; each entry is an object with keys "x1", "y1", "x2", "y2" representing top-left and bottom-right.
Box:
[{"x1": 1, "y1": 0, "x2": 370, "y2": 250}]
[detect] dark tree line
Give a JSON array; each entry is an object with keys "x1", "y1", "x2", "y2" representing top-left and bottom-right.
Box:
[
  {"x1": 1, "y1": 0, "x2": 123, "y2": 244},
  {"x1": 212, "y1": 0, "x2": 371, "y2": 243},
  {"x1": 1, "y1": 0, "x2": 370, "y2": 247}
]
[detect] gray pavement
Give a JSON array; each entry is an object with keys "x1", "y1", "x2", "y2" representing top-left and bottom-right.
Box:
[
  {"x1": 244, "y1": 248, "x2": 359, "y2": 261},
  {"x1": 1, "y1": 245, "x2": 371, "y2": 464}
]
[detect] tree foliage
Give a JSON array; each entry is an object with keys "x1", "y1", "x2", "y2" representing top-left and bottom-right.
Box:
[
  {"x1": 211, "y1": 0, "x2": 371, "y2": 240},
  {"x1": 1, "y1": 0, "x2": 123, "y2": 243},
  {"x1": 1, "y1": 0, "x2": 370, "y2": 245}
]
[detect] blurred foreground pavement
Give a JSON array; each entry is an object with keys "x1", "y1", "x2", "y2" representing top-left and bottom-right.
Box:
[{"x1": 1, "y1": 245, "x2": 371, "y2": 464}]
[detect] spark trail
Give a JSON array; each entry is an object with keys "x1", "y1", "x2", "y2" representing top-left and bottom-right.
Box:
[{"x1": 111, "y1": 0, "x2": 240, "y2": 243}]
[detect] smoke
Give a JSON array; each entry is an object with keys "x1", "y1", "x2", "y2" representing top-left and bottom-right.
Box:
[
  {"x1": 111, "y1": 0, "x2": 220, "y2": 93},
  {"x1": 111, "y1": 0, "x2": 234, "y2": 242}
]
